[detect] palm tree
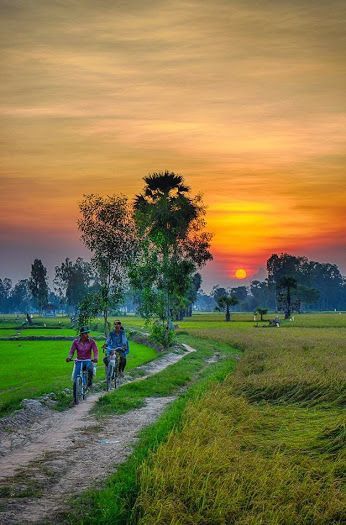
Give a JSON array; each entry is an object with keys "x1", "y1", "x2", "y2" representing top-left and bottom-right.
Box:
[
  {"x1": 216, "y1": 294, "x2": 239, "y2": 322},
  {"x1": 134, "y1": 171, "x2": 197, "y2": 244},
  {"x1": 279, "y1": 276, "x2": 297, "y2": 319},
  {"x1": 133, "y1": 171, "x2": 211, "y2": 345},
  {"x1": 256, "y1": 307, "x2": 268, "y2": 321}
]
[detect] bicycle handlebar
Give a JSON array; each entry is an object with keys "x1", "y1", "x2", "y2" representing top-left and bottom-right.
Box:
[{"x1": 66, "y1": 358, "x2": 98, "y2": 363}]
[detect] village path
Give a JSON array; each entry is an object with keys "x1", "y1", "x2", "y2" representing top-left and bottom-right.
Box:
[{"x1": 0, "y1": 344, "x2": 196, "y2": 524}]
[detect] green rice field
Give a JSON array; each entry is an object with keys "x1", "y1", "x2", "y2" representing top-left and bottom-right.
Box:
[
  {"x1": 1, "y1": 312, "x2": 345, "y2": 524},
  {"x1": 0, "y1": 335, "x2": 157, "y2": 416}
]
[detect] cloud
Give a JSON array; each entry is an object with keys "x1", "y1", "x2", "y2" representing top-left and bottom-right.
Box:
[{"x1": 0, "y1": 0, "x2": 345, "y2": 284}]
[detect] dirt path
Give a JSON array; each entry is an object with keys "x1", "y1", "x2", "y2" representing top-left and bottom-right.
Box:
[{"x1": 0, "y1": 344, "x2": 195, "y2": 524}]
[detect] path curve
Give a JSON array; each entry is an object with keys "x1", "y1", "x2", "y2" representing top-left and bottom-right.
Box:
[{"x1": 0, "y1": 344, "x2": 195, "y2": 524}]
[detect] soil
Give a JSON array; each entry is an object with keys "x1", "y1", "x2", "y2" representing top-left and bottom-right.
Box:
[{"x1": 0, "y1": 344, "x2": 195, "y2": 524}]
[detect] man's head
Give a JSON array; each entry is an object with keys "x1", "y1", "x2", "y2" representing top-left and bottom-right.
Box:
[
  {"x1": 114, "y1": 320, "x2": 122, "y2": 333},
  {"x1": 79, "y1": 326, "x2": 90, "y2": 341}
]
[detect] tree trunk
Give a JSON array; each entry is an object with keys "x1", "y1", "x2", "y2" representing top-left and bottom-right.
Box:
[
  {"x1": 104, "y1": 307, "x2": 109, "y2": 336},
  {"x1": 103, "y1": 260, "x2": 111, "y2": 336},
  {"x1": 225, "y1": 305, "x2": 230, "y2": 322}
]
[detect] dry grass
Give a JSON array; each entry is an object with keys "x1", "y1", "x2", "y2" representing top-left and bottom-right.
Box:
[
  {"x1": 191, "y1": 327, "x2": 345, "y2": 406},
  {"x1": 136, "y1": 390, "x2": 345, "y2": 524},
  {"x1": 134, "y1": 315, "x2": 346, "y2": 524}
]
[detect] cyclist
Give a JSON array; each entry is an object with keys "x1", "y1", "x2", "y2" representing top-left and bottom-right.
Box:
[
  {"x1": 66, "y1": 326, "x2": 99, "y2": 387},
  {"x1": 103, "y1": 320, "x2": 129, "y2": 377}
]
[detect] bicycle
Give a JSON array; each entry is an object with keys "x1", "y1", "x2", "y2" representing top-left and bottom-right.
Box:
[
  {"x1": 71, "y1": 359, "x2": 94, "y2": 405},
  {"x1": 104, "y1": 348, "x2": 122, "y2": 391}
]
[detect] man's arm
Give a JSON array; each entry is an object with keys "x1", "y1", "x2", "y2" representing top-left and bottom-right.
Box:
[
  {"x1": 105, "y1": 333, "x2": 112, "y2": 348},
  {"x1": 66, "y1": 340, "x2": 76, "y2": 361},
  {"x1": 91, "y1": 340, "x2": 99, "y2": 362},
  {"x1": 123, "y1": 334, "x2": 129, "y2": 355}
]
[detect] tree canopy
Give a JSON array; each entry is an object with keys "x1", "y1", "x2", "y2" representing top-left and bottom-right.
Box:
[
  {"x1": 132, "y1": 171, "x2": 212, "y2": 345},
  {"x1": 29, "y1": 259, "x2": 49, "y2": 313},
  {"x1": 78, "y1": 194, "x2": 137, "y2": 334}
]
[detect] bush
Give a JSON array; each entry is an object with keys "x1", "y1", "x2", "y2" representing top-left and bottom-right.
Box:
[{"x1": 150, "y1": 321, "x2": 176, "y2": 348}]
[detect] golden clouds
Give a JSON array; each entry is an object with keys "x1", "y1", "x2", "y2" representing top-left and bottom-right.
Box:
[{"x1": 0, "y1": 0, "x2": 345, "y2": 284}]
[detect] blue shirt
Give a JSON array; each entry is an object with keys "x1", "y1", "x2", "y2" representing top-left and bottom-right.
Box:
[{"x1": 105, "y1": 329, "x2": 129, "y2": 356}]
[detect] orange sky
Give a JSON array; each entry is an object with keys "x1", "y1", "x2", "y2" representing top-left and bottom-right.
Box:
[{"x1": 1, "y1": 0, "x2": 345, "y2": 289}]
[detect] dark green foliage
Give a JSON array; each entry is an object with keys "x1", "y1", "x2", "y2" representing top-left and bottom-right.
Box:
[
  {"x1": 54, "y1": 258, "x2": 93, "y2": 313},
  {"x1": 256, "y1": 307, "x2": 268, "y2": 321},
  {"x1": 267, "y1": 252, "x2": 344, "y2": 311},
  {"x1": 215, "y1": 292, "x2": 239, "y2": 321},
  {"x1": 0, "y1": 278, "x2": 12, "y2": 313},
  {"x1": 278, "y1": 275, "x2": 297, "y2": 318},
  {"x1": 132, "y1": 172, "x2": 212, "y2": 346},
  {"x1": 78, "y1": 194, "x2": 137, "y2": 334},
  {"x1": 29, "y1": 259, "x2": 49, "y2": 312},
  {"x1": 9, "y1": 279, "x2": 32, "y2": 313},
  {"x1": 77, "y1": 292, "x2": 103, "y2": 330}
]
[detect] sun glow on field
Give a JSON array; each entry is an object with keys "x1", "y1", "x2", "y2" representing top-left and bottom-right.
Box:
[{"x1": 235, "y1": 268, "x2": 247, "y2": 279}]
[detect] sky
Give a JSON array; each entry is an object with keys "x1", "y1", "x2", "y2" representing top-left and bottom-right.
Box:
[{"x1": 1, "y1": 0, "x2": 345, "y2": 291}]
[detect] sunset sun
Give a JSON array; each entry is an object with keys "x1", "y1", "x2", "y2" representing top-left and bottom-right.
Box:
[{"x1": 235, "y1": 268, "x2": 247, "y2": 279}]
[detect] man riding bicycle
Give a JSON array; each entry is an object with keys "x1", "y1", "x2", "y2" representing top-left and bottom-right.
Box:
[
  {"x1": 103, "y1": 320, "x2": 129, "y2": 377},
  {"x1": 66, "y1": 326, "x2": 99, "y2": 387}
]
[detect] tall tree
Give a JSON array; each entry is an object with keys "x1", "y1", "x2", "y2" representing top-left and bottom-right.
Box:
[
  {"x1": 295, "y1": 285, "x2": 320, "y2": 312},
  {"x1": 29, "y1": 259, "x2": 49, "y2": 313},
  {"x1": 133, "y1": 171, "x2": 212, "y2": 345},
  {"x1": 278, "y1": 276, "x2": 297, "y2": 319},
  {"x1": 78, "y1": 194, "x2": 137, "y2": 335},
  {"x1": 54, "y1": 257, "x2": 93, "y2": 313},
  {"x1": 267, "y1": 253, "x2": 344, "y2": 311}
]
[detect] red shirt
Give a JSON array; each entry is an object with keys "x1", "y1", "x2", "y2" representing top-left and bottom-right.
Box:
[{"x1": 68, "y1": 337, "x2": 99, "y2": 361}]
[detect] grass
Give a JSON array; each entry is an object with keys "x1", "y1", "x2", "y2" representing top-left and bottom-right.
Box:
[
  {"x1": 2, "y1": 312, "x2": 345, "y2": 524},
  {"x1": 0, "y1": 339, "x2": 158, "y2": 416},
  {"x1": 0, "y1": 314, "x2": 146, "y2": 335},
  {"x1": 58, "y1": 338, "x2": 238, "y2": 525},
  {"x1": 136, "y1": 392, "x2": 345, "y2": 524},
  {"x1": 179, "y1": 311, "x2": 346, "y2": 329},
  {"x1": 188, "y1": 326, "x2": 345, "y2": 406},
  {"x1": 93, "y1": 337, "x2": 237, "y2": 417},
  {"x1": 133, "y1": 314, "x2": 346, "y2": 524},
  {"x1": 0, "y1": 328, "x2": 81, "y2": 337}
]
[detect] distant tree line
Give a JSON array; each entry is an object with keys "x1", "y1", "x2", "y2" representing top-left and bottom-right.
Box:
[
  {"x1": 1, "y1": 252, "x2": 345, "y2": 322},
  {"x1": 195, "y1": 253, "x2": 346, "y2": 317},
  {"x1": 1, "y1": 191, "x2": 345, "y2": 336}
]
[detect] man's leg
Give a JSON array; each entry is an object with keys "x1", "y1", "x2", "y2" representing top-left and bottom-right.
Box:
[
  {"x1": 103, "y1": 355, "x2": 109, "y2": 379},
  {"x1": 87, "y1": 361, "x2": 94, "y2": 387},
  {"x1": 73, "y1": 360, "x2": 82, "y2": 381},
  {"x1": 120, "y1": 355, "x2": 126, "y2": 375}
]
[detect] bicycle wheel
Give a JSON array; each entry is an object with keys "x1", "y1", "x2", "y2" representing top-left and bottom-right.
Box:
[
  {"x1": 82, "y1": 371, "x2": 88, "y2": 399},
  {"x1": 73, "y1": 376, "x2": 83, "y2": 405},
  {"x1": 106, "y1": 363, "x2": 114, "y2": 391},
  {"x1": 114, "y1": 352, "x2": 121, "y2": 388}
]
